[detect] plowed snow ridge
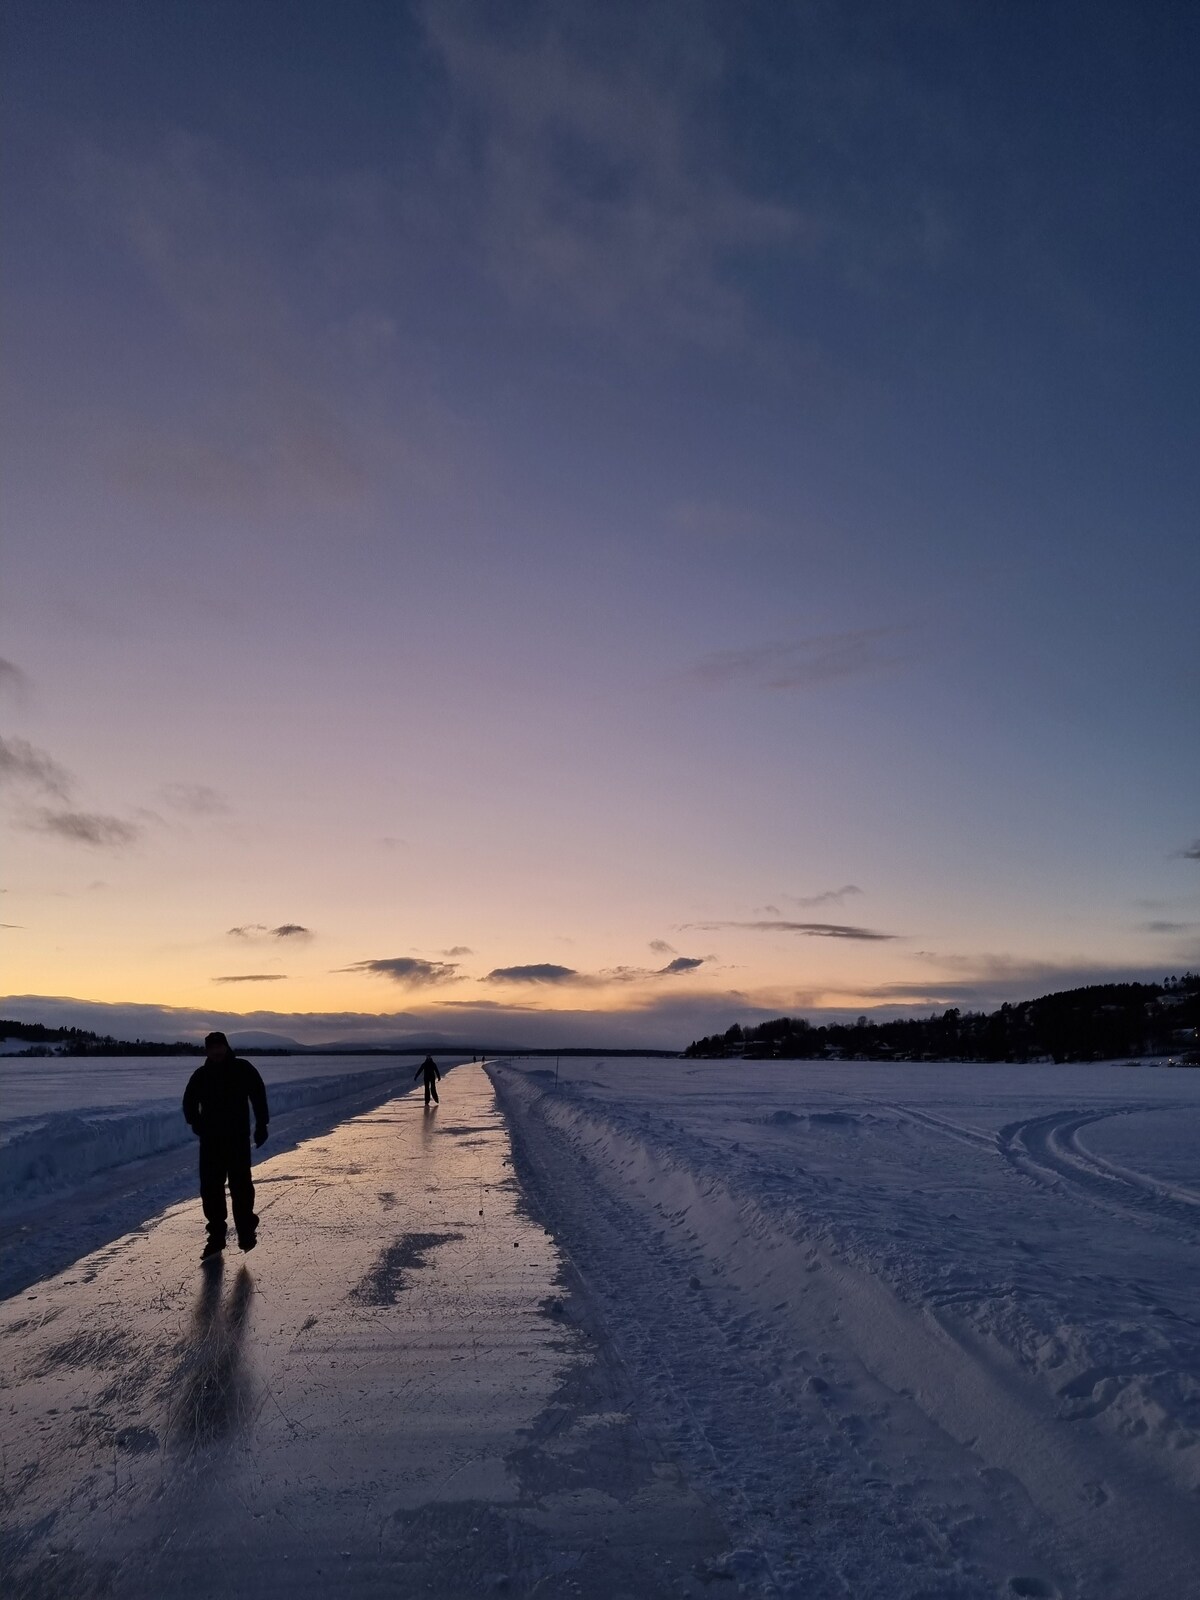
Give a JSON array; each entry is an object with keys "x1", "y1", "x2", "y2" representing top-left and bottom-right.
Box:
[{"x1": 492, "y1": 1057, "x2": 1200, "y2": 1600}]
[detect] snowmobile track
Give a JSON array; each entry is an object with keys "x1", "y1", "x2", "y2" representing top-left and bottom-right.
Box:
[{"x1": 997, "y1": 1106, "x2": 1200, "y2": 1232}]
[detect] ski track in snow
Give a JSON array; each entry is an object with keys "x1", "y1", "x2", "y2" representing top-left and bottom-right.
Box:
[{"x1": 490, "y1": 1058, "x2": 1200, "y2": 1600}]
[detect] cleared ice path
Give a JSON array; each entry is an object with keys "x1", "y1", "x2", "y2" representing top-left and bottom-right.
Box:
[{"x1": 0, "y1": 1064, "x2": 726, "y2": 1599}]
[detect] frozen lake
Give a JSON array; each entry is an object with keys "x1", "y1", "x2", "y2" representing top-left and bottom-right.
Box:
[
  {"x1": 492, "y1": 1055, "x2": 1200, "y2": 1598},
  {"x1": 0, "y1": 1052, "x2": 426, "y2": 1125},
  {"x1": 0, "y1": 1053, "x2": 462, "y2": 1207},
  {"x1": 1, "y1": 1064, "x2": 722, "y2": 1597},
  {"x1": 3, "y1": 1053, "x2": 1198, "y2": 1598},
  {"x1": 0, "y1": 1054, "x2": 468, "y2": 1301}
]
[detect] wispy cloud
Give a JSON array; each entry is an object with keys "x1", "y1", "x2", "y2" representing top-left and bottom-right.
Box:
[
  {"x1": 1175, "y1": 839, "x2": 1200, "y2": 861},
  {"x1": 485, "y1": 955, "x2": 707, "y2": 987},
  {"x1": 485, "y1": 963, "x2": 578, "y2": 984},
  {"x1": 76, "y1": 133, "x2": 368, "y2": 509},
  {"x1": 1139, "y1": 920, "x2": 1199, "y2": 935},
  {"x1": 339, "y1": 956, "x2": 463, "y2": 986},
  {"x1": 690, "y1": 629, "x2": 911, "y2": 692},
  {"x1": 0, "y1": 658, "x2": 29, "y2": 699},
  {"x1": 422, "y1": 0, "x2": 808, "y2": 351},
  {"x1": 213, "y1": 974, "x2": 289, "y2": 984},
  {"x1": 272, "y1": 923, "x2": 311, "y2": 939},
  {"x1": 442, "y1": 945, "x2": 473, "y2": 957},
  {"x1": 435, "y1": 998, "x2": 545, "y2": 1012},
  {"x1": 686, "y1": 920, "x2": 895, "y2": 941},
  {"x1": 0, "y1": 736, "x2": 73, "y2": 801},
  {"x1": 161, "y1": 782, "x2": 231, "y2": 815},
  {"x1": 602, "y1": 956, "x2": 708, "y2": 982},
  {"x1": 648, "y1": 938, "x2": 676, "y2": 956},
  {"x1": 228, "y1": 923, "x2": 312, "y2": 940},
  {"x1": 25, "y1": 810, "x2": 141, "y2": 848},
  {"x1": 893, "y1": 950, "x2": 1200, "y2": 1008},
  {"x1": 786, "y1": 885, "x2": 863, "y2": 908}
]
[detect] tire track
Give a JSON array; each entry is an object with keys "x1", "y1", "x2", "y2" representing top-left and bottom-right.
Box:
[{"x1": 997, "y1": 1107, "x2": 1200, "y2": 1233}]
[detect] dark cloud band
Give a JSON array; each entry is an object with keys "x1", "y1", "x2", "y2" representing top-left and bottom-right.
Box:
[
  {"x1": 340, "y1": 956, "x2": 462, "y2": 986},
  {"x1": 686, "y1": 920, "x2": 895, "y2": 941},
  {"x1": 26, "y1": 809, "x2": 141, "y2": 848},
  {"x1": 485, "y1": 963, "x2": 578, "y2": 984}
]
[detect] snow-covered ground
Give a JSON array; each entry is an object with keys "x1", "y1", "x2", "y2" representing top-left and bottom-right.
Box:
[
  {"x1": 0, "y1": 1054, "x2": 467, "y2": 1300},
  {"x1": 0, "y1": 1053, "x2": 425, "y2": 1122},
  {"x1": 0, "y1": 1054, "x2": 446, "y2": 1204},
  {"x1": 4, "y1": 1053, "x2": 1198, "y2": 1597},
  {"x1": 490, "y1": 1056, "x2": 1200, "y2": 1599}
]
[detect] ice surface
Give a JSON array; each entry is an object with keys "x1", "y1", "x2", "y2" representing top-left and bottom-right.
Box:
[
  {"x1": 6, "y1": 1053, "x2": 1198, "y2": 1598},
  {"x1": 0, "y1": 1064, "x2": 726, "y2": 1598},
  {"x1": 0, "y1": 1055, "x2": 438, "y2": 1203},
  {"x1": 490, "y1": 1056, "x2": 1200, "y2": 1599},
  {"x1": 0, "y1": 1057, "x2": 474, "y2": 1302}
]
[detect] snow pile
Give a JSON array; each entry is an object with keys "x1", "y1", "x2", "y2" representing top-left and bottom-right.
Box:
[
  {"x1": 0, "y1": 1058, "x2": 423, "y2": 1204},
  {"x1": 491, "y1": 1057, "x2": 1200, "y2": 1600}
]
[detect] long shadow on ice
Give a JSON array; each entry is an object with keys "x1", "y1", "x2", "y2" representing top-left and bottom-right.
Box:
[{"x1": 166, "y1": 1260, "x2": 256, "y2": 1448}]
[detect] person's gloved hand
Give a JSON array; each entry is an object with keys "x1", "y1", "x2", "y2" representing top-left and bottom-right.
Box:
[{"x1": 254, "y1": 1124, "x2": 269, "y2": 1147}]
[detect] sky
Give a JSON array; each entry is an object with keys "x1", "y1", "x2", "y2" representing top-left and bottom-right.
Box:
[{"x1": 2, "y1": 0, "x2": 1198, "y2": 1049}]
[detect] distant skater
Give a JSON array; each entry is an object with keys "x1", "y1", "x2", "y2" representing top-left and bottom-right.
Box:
[
  {"x1": 183, "y1": 1031, "x2": 270, "y2": 1261},
  {"x1": 415, "y1": 1055, "x2": 441, "y2": 1107}
]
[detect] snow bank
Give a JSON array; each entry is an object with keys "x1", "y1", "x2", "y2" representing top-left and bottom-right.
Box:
[
  {"x1": 491, "y1": 1057, "x2": 1200, "y2": 1600},
  {"x1": 0, "y1": 1062, "x2": 420, "y2": 1204}
]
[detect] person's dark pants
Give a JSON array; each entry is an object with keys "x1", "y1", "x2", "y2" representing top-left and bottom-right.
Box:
[
  {"x1": 199, "y1": 1138, "x2": 257, "y2": 1243},
  {"x1": 424, "y1": 1081, "x2": 439, "y2": 1105}
]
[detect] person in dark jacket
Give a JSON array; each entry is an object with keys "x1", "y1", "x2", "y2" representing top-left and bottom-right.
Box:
[
  {"x1": 183, "y1": 1031, "x2": 270, "y2": 1260},
  {"x1": 414, "y1": 1055, "x2": 441, "y2": 1107}
]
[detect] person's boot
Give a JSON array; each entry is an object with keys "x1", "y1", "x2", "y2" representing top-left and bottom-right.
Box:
[
  {"x1": 201, "y1": 1235, "x2": 225, "y2": 1261},
  {"x1": 238, "y1": 1231, "x2": 257, "y2": 1253}
]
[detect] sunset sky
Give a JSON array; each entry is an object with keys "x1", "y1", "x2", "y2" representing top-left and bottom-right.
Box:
[{"x1": 3, "y1": 1, "x2": 1198, "y2": 1048}]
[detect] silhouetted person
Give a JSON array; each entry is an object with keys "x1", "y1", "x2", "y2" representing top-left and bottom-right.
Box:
[
  {"x1": 415, "y1": 1055, "x2": 441, "y2": 1106},
  {"x1": 183, "y1": 1031, "x2": 269, "y2": 1261}
]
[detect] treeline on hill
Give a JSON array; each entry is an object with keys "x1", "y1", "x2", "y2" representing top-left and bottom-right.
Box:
[
  {"x1": 685, "y1": 975, "x2": 1200, "y2": 1063},
  {"x1": 0, "y1": 1020, "x2": 202, "y2": 1057}
]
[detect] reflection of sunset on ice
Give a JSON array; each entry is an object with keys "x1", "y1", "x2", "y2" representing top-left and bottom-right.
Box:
[{"x1": 0, "y1": 1065, "x2": 723, "y2": 1597}]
